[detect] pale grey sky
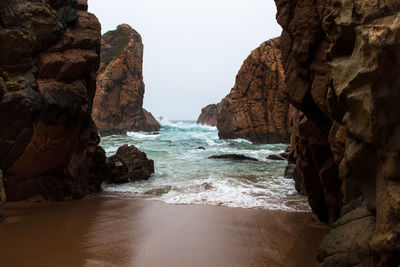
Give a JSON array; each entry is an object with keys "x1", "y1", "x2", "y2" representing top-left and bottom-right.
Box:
[{"x1": 88, "y1": 0, "x2": 281, "y2": 120}]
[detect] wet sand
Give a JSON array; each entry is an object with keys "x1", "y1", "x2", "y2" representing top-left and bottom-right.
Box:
[{"x1": 0, "y1": 194, "x2": 329, "y2": 267}]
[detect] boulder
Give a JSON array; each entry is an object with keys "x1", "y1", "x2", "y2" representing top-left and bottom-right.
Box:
[
  {"x1": 106, "y1": 144, "x2": 154, "y2": 184},
  {"x1": 209, "y1": 154, "x2": 258, "y2": 162}
]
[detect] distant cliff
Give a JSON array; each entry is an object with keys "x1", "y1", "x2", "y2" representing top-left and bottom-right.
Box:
[
  {"x1": 0, "y1": 0, "x2": 108, "y2": 200},
  {"x1": 197, "y1": 104, "x2": 219, "y2": 126},
  {"x1": 275, "y1": 0, "x2": 400, "y2": 265},
  {"x1": 216, "y1": 38, "x2": 290, "y2": 144},
  {"x1": 92, "y1": 24, "x2": 160, "y2": 136}
]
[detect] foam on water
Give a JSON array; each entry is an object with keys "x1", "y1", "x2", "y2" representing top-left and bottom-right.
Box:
[{"x1": 100, "y1": 119, "x2": 310, "y2": 212}]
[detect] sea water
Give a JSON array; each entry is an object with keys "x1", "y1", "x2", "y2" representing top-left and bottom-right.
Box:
[{"x1": 100, "y1": 120, "x2": 310, "y2": 212}]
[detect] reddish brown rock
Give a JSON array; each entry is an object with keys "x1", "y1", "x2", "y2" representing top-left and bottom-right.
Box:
[
  {"x1": 275, "y1": 0, "x2": 400, "y2": 265},
  {"x1": 92, "y1": 24, "x2": 160, "y2": 136},
  {"x1": 197, "y1": 104, "x2": 219, "y2": 126},
  {"x1": 217, "y1": 38, "x2": 291, "y2": 144},
  {"x1": 0, "y1": 0, "x2": 108, "y2": 201}
]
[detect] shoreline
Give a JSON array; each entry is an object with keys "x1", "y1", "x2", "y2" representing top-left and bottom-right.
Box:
[{"x1": 0, "y1": 193, "x2": 329, "y2": 267}]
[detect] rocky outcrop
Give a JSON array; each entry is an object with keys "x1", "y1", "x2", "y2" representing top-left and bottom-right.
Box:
[
  {"x1": 217, "y1": 38, "x2": 291, "y2": 144},
  {"x1": 275, "y1": 0, "x2": 400, "y2": 265},
  {"x1": 0, "y1": 0, "x2": 109, "y2": 201},
  {"x1": 209, "y1": 154, "x2": 258, "y2": 162},
  {"x1": 197, "y1": 104, "x2": 219, "y2": 126},
  {"x1": 92, "y1": 24, "x2": 160, "y2": 136},
  {"x1": 106, "y1": 144, "x2": 154, "y2": 184}
]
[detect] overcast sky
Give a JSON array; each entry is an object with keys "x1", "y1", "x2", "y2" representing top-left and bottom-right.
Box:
[{"x1": 88, "y1": 0, "x2": 281, "y2": 120}]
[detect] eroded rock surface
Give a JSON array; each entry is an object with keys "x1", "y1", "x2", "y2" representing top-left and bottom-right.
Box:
[
  {"x1": 0, "y1": 0, "x2": 110, "y2": 201},
  {"x1": 197, "y1": 104, "x2": 219, "y2": 126},
  {"x1": 92, "y1": 24, "x2": 160, "y2": 136},
  {"x1": 106, "y1": 144, "x2": 154, "y2": 184},
  {"x1": 275, "y1": 0, "x2": 400, "y2": 265},
  {"x1": 217, "y1": 38, "x2": 291, "y2": 144}
]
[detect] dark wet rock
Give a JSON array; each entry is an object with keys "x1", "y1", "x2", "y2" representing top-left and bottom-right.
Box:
[
  {"x1": 0, "y1": 170, "x2": 5, "y2": 217},
  {"x1": 284, "y1": 163, "x2": 306, "y2": 196},
  {"x1": 106, "y1": 144, "x2": 154, "y2": 184},
  {"x1": 280, "y1": 152, "x2": 289, "y2": 159},
  {"x1": 196, "y1": 146, "x2": 206, "y2": 150},
  {"x1": 267, "y1": 154, "x2": 286, "y2": 161},
  {"x1": 209, "y1": 154, "x2": 258, "y2": 162},
  {"x1": 284, "y1": 164, "x2": 295, "y2": 179}
]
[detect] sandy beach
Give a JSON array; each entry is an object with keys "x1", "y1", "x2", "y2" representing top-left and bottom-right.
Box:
[{"x1": 0, "y1": 193, "x2": 328, "y2": 267}]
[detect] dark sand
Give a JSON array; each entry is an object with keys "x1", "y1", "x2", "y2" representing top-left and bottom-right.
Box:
[{"x1": 0, "y1": 194, "x2": 329, "y2": 267}]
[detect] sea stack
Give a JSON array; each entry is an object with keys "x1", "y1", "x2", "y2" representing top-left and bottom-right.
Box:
[
  {"x1": 275, "y1": 0, "x2": 400, "y2": 265},
  {"x1": 217, "y1": 38, "x2": 291, "y2": 144},
  {"x1": 93, "y1": 24, "x2": 160, "y2": 136},
  {"x1": 0, "y1": 0, "x2": 109, "y2": 200},
  {"x1": 197, "y1": 104, "x2": 220, "y2": 126}
]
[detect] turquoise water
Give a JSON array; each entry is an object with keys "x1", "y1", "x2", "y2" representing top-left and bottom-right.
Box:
[{"x1": 100, "y1": 120, "x2": 310, "y2": 211}]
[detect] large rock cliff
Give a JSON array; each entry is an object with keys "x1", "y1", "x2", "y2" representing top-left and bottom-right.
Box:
[
  {"x1": 92, "y1": 24, "x2": 160, "y2": 136},
  {"x1": 0, "y1": 0, "x2": 108, "y2": 201},
  {"x1": 217, "y1": 38, "x2": 291, "y2": 144},
  {"x1": 275, "y1": 0, "x2": 400, "y2": 265},
  {"x1": 197, "y1": 104, "x2": 220, "y2": 126}
]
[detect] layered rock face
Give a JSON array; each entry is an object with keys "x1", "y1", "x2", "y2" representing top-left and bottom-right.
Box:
[
  {"x1": 0, "y1": 0, "x2": 108, "y2": 201},
  {"x1": 275, "y1": 0, "x2": 400, "y2": 265},
  {"x1": 217, "y1": 38, "x2": 291, "y2": 144},
  {"x1": 92, "y1": 24, "x2": 160, "y2": 136},
  {"x1": 197, "y1": 104, "x2": 219, "y2": 126}
]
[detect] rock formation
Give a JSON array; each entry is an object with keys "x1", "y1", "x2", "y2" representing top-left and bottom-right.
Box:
[
  {"x1": 92, "y1": 24, "x2": 160, "y2": 136},
  {"x1": 275, "y1": 0, "x2": 400, "y2": 265},
  {"x1": 197, "y1": 104, "x2": 219, "y2": 126},
  {"x1": 209, "y1": 154, "x2": 259, "y2": 162},
  {"x1": 106, "y1": 144, "x2": 155, "y2": 184},
  {"x1": 0, "y1": 170, "x2": 5, "y2": 217},
  {"x1": 0, "y1": 0, "x2": 109, "y2": 201},
  {"x1": 217, "y1": 38, "x2": 291, "y2": 144}
]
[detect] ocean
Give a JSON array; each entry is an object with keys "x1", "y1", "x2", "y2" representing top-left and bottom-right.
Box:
[{"x1": 100, "y1": 120, "x2": 310, "y2": 212}]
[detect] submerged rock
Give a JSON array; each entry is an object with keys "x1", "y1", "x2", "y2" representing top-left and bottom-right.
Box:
[
  {"x1": 93, "y1": 24, "x2": 160, "y2": 136},
  {"x1": 209, "y1": 154, "x2": 258, "y2": 162},
  {"x1": 197, "y1": 104, "x2": 220, "y2": 126},
  {"x1": 196, "y1": 146, "x2": 206, "y2": 150},
  {"x1": 217, "y1": 38, "x2": 291, "y2": 144},
  {"x1": 267, "y1": 154, "x2": 286, "y2": 161},
  {"x1": 106, "y1": 144, "x2": 154, "y2": 184}
]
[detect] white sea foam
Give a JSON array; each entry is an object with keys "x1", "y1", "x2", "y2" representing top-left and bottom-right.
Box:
[{"x1": 101, "y1": 120, "x2": 310, "y2": 212}]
